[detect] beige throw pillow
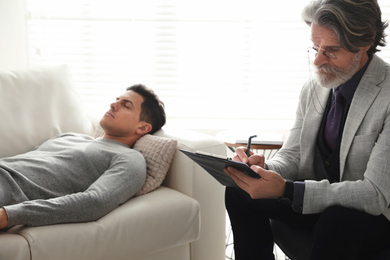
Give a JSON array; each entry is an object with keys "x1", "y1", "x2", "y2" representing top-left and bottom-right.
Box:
[
  {"x1": 134, "y1": 134, "x2": 178, "y2": 195},
  {"x1": 94, "y1": 126, "x2": 177, "y2": 195}
]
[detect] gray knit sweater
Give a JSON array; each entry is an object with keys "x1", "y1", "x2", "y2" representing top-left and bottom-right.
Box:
[{"x1": 0, "y1": 133, "x2": 146, "y2": 227}]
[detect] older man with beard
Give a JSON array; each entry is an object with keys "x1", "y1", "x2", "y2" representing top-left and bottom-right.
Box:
[{"x1": 224, "y1": 0, "x2": 390, "y2": 260}]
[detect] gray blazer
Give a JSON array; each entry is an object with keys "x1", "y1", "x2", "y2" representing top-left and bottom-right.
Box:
[{"x1": 267, "y1": 54, "x2": 390, "y2": 220}]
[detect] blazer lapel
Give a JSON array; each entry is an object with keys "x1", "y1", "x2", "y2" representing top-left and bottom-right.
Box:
[{"x1": 339, "y1": 55, "x2": 385, "y2": 178}]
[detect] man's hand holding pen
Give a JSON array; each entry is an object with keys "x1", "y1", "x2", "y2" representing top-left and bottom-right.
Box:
[
  {"x1": 232, "y1": 146, "x2": 265, "y2": 168},
  {"x1": 224, "y1": 138, "x2": 286, "y2": 199}
]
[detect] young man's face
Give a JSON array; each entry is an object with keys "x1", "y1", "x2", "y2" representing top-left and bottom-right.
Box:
[
  {"x1": 310, "y1": 23, "x2": 370, "y2": 89},
  {"x1": 100, "y1": 90, "x2": 148, "y2": 138}
]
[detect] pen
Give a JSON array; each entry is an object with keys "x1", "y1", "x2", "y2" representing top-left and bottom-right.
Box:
[{"x1": 247, "y1": 135, "x2": 257, "y2": 157}]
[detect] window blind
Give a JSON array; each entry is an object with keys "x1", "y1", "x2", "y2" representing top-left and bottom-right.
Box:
[{"x1": 25, "y1": 0, "x2": 390, "y2": 134}]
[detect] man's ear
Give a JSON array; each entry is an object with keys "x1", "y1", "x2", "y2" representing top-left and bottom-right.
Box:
[{"x1": 136, "y1": 122, "x2": 152, "y2": 135}]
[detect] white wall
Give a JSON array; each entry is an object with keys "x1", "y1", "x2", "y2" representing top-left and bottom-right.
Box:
[{"x1": 0, "y1": 0, "x2": 27, "y2": 70}]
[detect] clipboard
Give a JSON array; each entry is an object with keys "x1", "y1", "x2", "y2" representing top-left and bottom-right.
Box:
[{"x1": 179, "y1": 149, "x2": 260, "y2": 187}]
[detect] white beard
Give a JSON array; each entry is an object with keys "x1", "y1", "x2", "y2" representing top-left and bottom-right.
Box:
[{"x1": 312, "y1": 53, "x2": 362, "y2": 89}]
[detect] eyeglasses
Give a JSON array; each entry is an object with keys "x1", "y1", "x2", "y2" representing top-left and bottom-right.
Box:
[{"x1": 307, "y1": 46, "x2": 338, "y2": 60}]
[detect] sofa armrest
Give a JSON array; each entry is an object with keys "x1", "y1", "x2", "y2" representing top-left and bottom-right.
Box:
[{"x1": 155, "y1": 128, "x2": 226, "y2": 260}]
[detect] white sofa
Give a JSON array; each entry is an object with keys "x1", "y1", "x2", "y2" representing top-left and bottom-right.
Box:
[{"x1": 0, "y1": 65, "x2": 227, "y2": 260}]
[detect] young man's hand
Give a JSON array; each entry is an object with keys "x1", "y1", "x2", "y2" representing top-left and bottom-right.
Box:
[{"x1": 0, "y1": 208, "x2": 9, "y2": 229}]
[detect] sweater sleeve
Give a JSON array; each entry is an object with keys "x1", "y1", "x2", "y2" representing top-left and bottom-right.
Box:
[{"x1": 4, "y1": 152, "x2": 146, "y2": 227}]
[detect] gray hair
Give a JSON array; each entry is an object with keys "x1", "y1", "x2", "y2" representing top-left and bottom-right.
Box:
[{"x1": 302, "y1": 0, "x2": 388, "y2": 55}]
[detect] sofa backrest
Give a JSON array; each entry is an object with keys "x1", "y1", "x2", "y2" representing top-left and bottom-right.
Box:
[{"x1": 0, "y1": 65, "x2": 94, "y2": 158}]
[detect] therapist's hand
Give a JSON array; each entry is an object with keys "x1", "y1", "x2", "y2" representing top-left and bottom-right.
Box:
[
  {"x1": 233, "y1": 146, "x2": 265, "y2": 168},
  {"x1": 225, "y1": 165, "x2": 286, "y2": 199}
]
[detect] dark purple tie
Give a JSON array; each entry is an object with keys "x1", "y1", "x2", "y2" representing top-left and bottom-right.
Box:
[{"x1": 325, "y1": 88, "x2": 344, "y2": 151}]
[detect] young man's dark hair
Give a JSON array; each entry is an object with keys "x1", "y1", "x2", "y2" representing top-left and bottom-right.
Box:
[{"x1": 127, "y1": 84, "x2": 166, "y2": 134}]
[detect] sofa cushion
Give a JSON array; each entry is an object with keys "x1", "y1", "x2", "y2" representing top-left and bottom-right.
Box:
[
  {"x1": 0, "y1": 65, "x2": 94, "y2": 158},
  {"x1": 10, "y1": 187, "x2": 200, "y2": 260},
  {"x1": 94, "y1": 126, "x2": 178, "y2": 195},
  {"x1": 0, "y1": 233, "x2": 30, "y2": 260}
]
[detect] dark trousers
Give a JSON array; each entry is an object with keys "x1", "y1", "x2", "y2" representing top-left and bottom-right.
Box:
[{"x1": 225, "y1": 187, "x2": 390, "y2": 260}]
